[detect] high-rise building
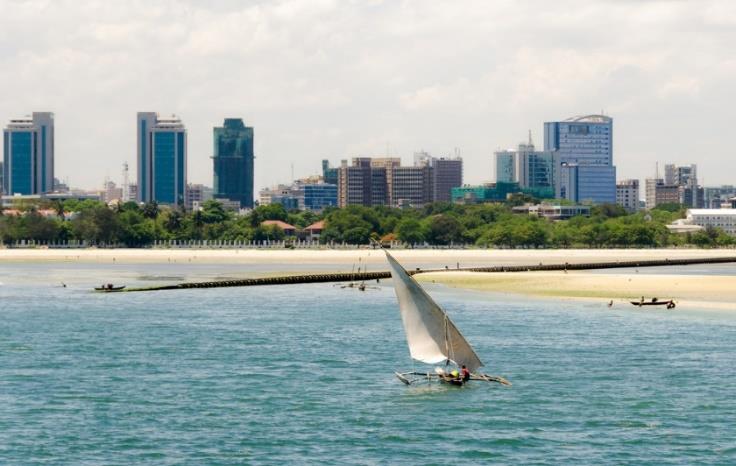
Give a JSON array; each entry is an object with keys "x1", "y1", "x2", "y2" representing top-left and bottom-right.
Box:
[
  {"x1": 137, "y1": 112, "x2": 187, "y2": 205},
  {"x1": 322, "y1": 159, "x2": 338, "y2": 185},
  {"x1": 645, "y1": 178, "x2": 680, "y2": 208},
  {"x1": 516, "y1": 140, "x2": 555, "y2": 198},
  {"x1": 212, "y1": 118, "x2": 254, "y2": 208},
  {"x1": 304, "y1": 184, "x2": 337, "y2": 211},
  {"x1": 545, "y1": 115, "x2": 616, "y2": 204},
  {"x1": 661, "y1": 163, "x2": 702, "y2": 208},
  {"x1": 664, "y1": 164, "x2": 697, "y2": 188},
  {"x1": 2, "y1": 112, "x2": 54, "y2": 195},
  {"x1": 616, "y1": 179, "x2": 640, "y2": 212},
  {"x1": 392, "y1": 165, "x2": 432, "y2": 207},
  {"x1": 426, "y1": 156, "x2": 462, "y2": 203},
  {"x1": 413, "y1": 151, "x2": 463, "y2": 202},
  {"x1": 495, "y1": 150, "x2": 516, "y2": 183},
  {"x1": 495, "y1": 136, "x2": 554, "y2": 199},
  {"x1": 337, "y1": 158, "x2": 389, "y2": 207},
  {"x1": 558, "y1": 163, "x2": 617, "y2": 204}
]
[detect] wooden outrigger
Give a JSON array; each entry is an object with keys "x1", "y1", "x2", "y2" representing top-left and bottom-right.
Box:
[{"x1": 395, "y1": 370, "x2": 512, "y2": 386}]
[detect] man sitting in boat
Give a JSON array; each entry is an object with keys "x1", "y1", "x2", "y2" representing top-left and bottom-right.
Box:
[{"x1": 461, "y1": 365, "x2": 470, "y2": 382}]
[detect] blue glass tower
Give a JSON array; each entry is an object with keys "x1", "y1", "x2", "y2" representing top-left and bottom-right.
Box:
[
  {"x1": 212, "y1": 118, "x2": 254, "y2": 208},
  {"x1": 544, "y1": 115, "x2": 616, "y2": 204},
  {"x1": 137, "y1": 112, "x2": 187, "y2": 205},
  {"x1": 2, "y1": 112, "x2": 54, "y2": 195}
]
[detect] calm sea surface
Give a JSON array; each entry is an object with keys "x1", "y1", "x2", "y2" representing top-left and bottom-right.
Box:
[{"x1": 1, "y1": 262, "x2": 735, "y2": 465}]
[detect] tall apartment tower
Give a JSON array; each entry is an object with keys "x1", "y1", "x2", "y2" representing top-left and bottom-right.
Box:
[
  {"x1": 428, "y1": 157, "x2": 462, "y2": 203},
  {"x1": 2, "y1": 112, "x2": 54, "y2": 195},
  {"x1": 413, "y1": 153, "x2": 463, "y2": 203},
  {"x1": 212, "y1": 118, "x2": 254, "y2": 208},
  {"x1": 136, "y1": 112, "x2": 187, "y2": 205},
  {"x1": 337, "y1": 158, "x2": 388, "y2": 207},
  {"x1": 545, "y1": 114, "x2": 616, "y2": 204}
]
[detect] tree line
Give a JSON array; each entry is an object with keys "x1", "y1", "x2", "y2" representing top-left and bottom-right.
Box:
[{"x1": 0, "y1": 199, "x2": 733, "y2": 248}]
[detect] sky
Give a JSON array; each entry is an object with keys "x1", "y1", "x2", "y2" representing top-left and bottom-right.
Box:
[{"x1": 1, "y1": 0, "x2": 735, "y2": 192}]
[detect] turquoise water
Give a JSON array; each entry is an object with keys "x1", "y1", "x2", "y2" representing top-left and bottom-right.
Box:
[{"x1": 1, "y1": 263, "x2": 736, "y2": 465}]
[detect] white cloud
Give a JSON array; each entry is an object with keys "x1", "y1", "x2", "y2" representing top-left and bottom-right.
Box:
[{"x1": 0, "y1": 0, "x2": 735, "y2": 190}]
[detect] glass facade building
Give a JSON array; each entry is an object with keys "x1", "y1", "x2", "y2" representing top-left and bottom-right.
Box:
[
  {"x1": 304, "y1": 183, "x2": 337, "y2": 211},
  {"x1": 212, "y1": 118, "x2": 254, "y2": 208},
  {"x1": 558, "y1": 163, "x2": 617, "y2": 205},
  {"x1": 495, "y1": 150, "x2": 516, "y2": 183},
  {"x1": 545, "y1": 115, "x2": 616, "y2": 204},
  {"x1": 322, "y1": 160, "x2": 338, "y2": 186},
  {"x1": 2, "y1": 112, "x2": 54, "y2": 195},
  {"x1": 137, "y1": 112, "x2": 187, "y2": 205}
]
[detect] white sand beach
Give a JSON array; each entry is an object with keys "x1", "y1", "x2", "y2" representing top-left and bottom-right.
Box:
[
  {"x1": 2, "y1": 248, "x2": 735, "y2": 309},
  {"x1": 416, "y1": 271, "x2": 736, "y2": 310},
  {"x1": 0, "y1": 247, "x2": 733, "y2": 267}
]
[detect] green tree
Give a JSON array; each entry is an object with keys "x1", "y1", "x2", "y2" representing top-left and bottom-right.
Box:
[
  {"x1": 426, "y1": 214, "x2": 464, "y2": 245},
  {"x1": 142, "y1": 202, "x2": 159, "y2": 219},
  {"x1": 396, "y1": 218, "x2": 426, "y2": 245}
]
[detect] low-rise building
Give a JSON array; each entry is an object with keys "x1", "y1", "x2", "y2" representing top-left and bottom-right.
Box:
[
  {"x1": 680, "y1": 209, "x2": 736, "y2": 235},
  {"x1": 512, "y1": 204, "x2": 591, "y2": 220},
  {"x1": 1, "y1": 192, "x2": 101, "y2": 208},
  {"x1": 451, "y1": 182, "x2": 550, "y2": 204},
  {"x1": 261, "y1": 220, "x2": 297, "y2": 236},
  {"x1": 305, "y1": 220, "x2": 325, "y2": 241}
]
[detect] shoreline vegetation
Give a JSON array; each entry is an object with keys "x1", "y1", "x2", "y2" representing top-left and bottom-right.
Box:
[{"x1": 1, "y1": 199, "x2": 735, "y2": 249}]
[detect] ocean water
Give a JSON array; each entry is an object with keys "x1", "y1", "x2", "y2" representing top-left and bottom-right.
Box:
[{"x1": 1, "y1": 263, "x2": 736, "y2": 465}]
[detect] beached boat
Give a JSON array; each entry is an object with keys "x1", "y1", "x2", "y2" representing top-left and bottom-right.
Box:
[
  {"x1": 630, "y1": 298, "x2": 675, "y2": 309},
  {"x1": 94, "y1": 285, "x2": 126, "y2": 292},
  {"x1": 385, "y1": 250, "x2": 511, "y2": 387}
]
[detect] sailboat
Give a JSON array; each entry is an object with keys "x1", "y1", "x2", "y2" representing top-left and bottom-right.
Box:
[{"x1": 385, "y1": 251, "x2": 511, "y2": 386}]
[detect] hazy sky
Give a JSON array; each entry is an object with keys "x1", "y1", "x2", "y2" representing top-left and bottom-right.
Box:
[{"x1": 1, "y1": 0, "x2": 735, "y2": 191}]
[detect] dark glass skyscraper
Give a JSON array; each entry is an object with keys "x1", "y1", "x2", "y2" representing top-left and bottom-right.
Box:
[{"x1": 213, "y1": 118, "x2": 254, "y2": 208}]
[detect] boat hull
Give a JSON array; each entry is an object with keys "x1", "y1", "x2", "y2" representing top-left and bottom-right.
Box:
[
  {"x1": 630, "y1": 301, "x2": 675, "y2": 309},
  {"x1": 395, "y1": 371, "x2": 511, "y2": 386}
]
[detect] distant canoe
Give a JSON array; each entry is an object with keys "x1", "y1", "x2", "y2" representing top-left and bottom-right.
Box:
[
  {"x1": 94, "y1": 285, "x2": 126, "y2": 292},
  {"x1": 630, "y1": 299, "x2": 675, "y2": 309}
]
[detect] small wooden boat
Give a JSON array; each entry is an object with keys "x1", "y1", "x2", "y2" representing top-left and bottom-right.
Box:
[
  {"x1": 94, "y1": 285, "x2": 126, "y2": 292},
  {"x1": 630, "y1": 298, "x2": 675, "y2": 309}
]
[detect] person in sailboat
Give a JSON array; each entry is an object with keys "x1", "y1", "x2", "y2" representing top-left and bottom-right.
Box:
[{"x1": 461, "y1": 365, "x2": 470, "y2": 382}]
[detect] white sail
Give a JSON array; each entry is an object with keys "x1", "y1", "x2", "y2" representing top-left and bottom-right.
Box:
[{"x1": 385, "y1": 251, "x2": 483, "y2": 372}]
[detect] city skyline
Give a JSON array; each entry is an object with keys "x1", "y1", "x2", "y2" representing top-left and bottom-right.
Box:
[{"x1": 1, "y1": 1, "x2": 734, "y2": 192}]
